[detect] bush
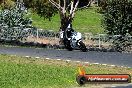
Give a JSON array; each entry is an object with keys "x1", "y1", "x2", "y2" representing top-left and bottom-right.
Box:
[
  {"x1": 102, "y1": 0, "x2": 132, "y2": 52},
  {"x1": 0, "y1": 1, "x2": 32, "y2": 41},
  {"x1": 102, "y1": 0, "x2": 132, "y2": 36}
]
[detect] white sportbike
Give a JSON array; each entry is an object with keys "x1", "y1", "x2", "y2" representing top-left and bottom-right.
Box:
[{"x1": 61, "y1": 25, "x2": 87, "y2": 52}]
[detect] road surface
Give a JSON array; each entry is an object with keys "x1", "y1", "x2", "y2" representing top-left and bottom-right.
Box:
[{"x1": 0, "y1": 46, "x2": 132, "y2": 67}]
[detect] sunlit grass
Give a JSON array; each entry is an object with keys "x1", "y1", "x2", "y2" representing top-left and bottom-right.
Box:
[{"x1": 0, "y1": 54, "x2": 131, "y2": 88}]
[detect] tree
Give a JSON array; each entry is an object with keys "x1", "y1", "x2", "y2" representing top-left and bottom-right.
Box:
[
  {"x1": 22, "y1": 0, "x2": 58, "y2": 21},
  {"x1": 49, "y1": 0, "x2": 92, "y2": 31},
  {"x1": 102, "y1": 0, "x2": 132, "y2": 36},
  {"x1": 102, "y1": 0, "x2": 132, "y2": 52},
  {"x1": 78, "y1": 0, "x2": 91, "y2": 8},
  {"x1": 0, "y1": 0, "x2": 15, "y2": 9},
  {"x1": 22, "y1": 0, "x2": 92, "y2": 30},
  {"x1": 49, "y1": 0, "x2": 79, "y2": 31},
  {"x1": 97, "y1": 0, "x2": 107, "y2": 13}
]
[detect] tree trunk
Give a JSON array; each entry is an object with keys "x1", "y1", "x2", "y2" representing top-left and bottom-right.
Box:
[
  {"x1": 49, "y1": 0, "x2": 79, "y2": 44},
  {"x1": 61, "y1": 18, "x2": 72, "y2": 31}
]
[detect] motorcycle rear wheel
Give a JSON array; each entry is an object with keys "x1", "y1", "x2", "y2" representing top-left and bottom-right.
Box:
[{"x1": 79, "y1": 41, "x2": 87, "y2": 52}]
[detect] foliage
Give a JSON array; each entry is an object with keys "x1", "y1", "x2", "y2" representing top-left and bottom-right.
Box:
[
  {"x1": 0, "y1": 0, "x2": 33, "y2": 41},
  {"x1": 22, "y1": 0, "x2": 91, "y2": 20},
  {"x1": 102, "y1": 0, "x2": 132, "y2": 36},
  {"x1": 102, "y1": 0, "x2": 132, "y2": 51},
  {"x1": 0, "y1": 0, "x2": 15, "y2": 9},
  {"x1": 23, "y1": 0, "x2": 58, "y2": 21},
  {"x1": 78, "y1": 0, "x2": 91, "y2": 8},
  {"x1": 23, "y1": 0, "x2": 92, "y2": 32},
  {"x1": 97, "y1": 0, "x2": 107, "y2": 13}
]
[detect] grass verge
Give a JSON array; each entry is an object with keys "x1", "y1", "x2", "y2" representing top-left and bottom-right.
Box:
[{"x1": 0, "y1": 54, "x2": 131, "y2": 88}]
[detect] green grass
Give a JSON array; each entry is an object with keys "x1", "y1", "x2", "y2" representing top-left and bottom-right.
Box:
[
  {"x1": 30, "y1": 7, "x2": 104, "y2": 34},
  {"x1": 0, "y1": 54, "x2": 131, "y2": 88}
]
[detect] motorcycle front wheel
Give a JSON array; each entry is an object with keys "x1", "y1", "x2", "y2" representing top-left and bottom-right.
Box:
[{"x1": 79, "y1": 41, "x2": 87, "y2": 52}]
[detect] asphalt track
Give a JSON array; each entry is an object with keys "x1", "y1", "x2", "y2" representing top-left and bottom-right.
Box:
[{"x1": 0, "y1": 46, "x2": 132, "y2": 67}]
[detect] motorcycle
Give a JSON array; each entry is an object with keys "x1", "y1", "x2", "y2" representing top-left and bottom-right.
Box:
[{"x1": 60, "y1": 24, "x2": 87, "y2": 52}]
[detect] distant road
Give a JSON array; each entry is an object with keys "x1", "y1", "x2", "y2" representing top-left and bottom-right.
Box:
[{"x1": 0, "y1": 46, "x2": 132, "y2": 67}]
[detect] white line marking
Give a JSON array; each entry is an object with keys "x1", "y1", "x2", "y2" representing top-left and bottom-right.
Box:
[
  {"x1": 84, "y1": 62, "x2": 89, "y2": 64},
  {"x1": 56, "y1": 59, "x2": 61, "y2": 61},
  {"x1": 45, "y1": 58, "x2": 50, "y2": 60},
  {"x1": 35, "y1": 57, "x2": 40, "y2": 59},
  {"x1": 25, "y1": 56, "x2": 30, "y2": 58},
  {"x1": 93, "y1": 63, "x2": 99, "y2": 65},
  {"x1": 110, "y1": 65, "x2": 116, "y2": 67},
  {"x1": 75, "y1": 61, "x2": 81, "y2": 63},
  {"x1": 65, "y1": 60, "x2": 71, "y2": 62},
  {"x1": 102, "y1": 64, "x2": 107, "y2": 66},
  {"x1": 111, "y1": 86, "x2": 116, "y2": 87}
]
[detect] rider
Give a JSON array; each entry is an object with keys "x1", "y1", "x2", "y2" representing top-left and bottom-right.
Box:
[{"x1": 66, "y1": 24, "x2": 74, "y2": 39}]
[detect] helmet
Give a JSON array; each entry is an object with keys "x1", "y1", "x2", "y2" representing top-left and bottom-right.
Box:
[{"x1": 67, "y1": 24, "x2": 71, "y2": 29}]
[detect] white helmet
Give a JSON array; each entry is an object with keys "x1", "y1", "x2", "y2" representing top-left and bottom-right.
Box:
[{"x1": 67, "y1": 24, "x2": 71, "y2": 29}]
